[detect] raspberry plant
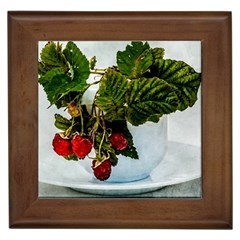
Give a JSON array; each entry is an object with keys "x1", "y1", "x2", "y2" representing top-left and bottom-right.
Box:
[{"x1": 38, "y1": 41, "x2": 201, "y2": 181}]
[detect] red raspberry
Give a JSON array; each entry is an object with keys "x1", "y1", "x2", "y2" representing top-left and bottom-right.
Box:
[
  {"x1": 52, "y1": 133, "x2": 73, "y2": 157},
  {"x1": 71, "y1": 135, "x2": 92, "y2": 159},
  {"x1": 92, "y1": 159, "x2": 112, "y2": 181},
  {"x1": 109, "y1": 133, "x2": 128, "y2": 150}
]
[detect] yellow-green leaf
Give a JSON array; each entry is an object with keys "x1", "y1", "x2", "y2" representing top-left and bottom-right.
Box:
[
  {"x1": 126, "y1": 77, "x2": 179, "y2": 126},
  {"x1": 95, "y1": 69, "x2": 128, "y2": 121},
  {"x1": 153, "y1": 59, "x2": 201, "y2": 111}
]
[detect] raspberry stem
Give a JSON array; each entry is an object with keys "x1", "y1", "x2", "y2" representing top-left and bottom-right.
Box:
[
  {"x1": 98, "y1": 128, "x2": 105, "y2": 159},
  {"x1": 97, "y1": 111, "x2": 109, "y2": 160},
  {"x1": 79, "y1": 107, "x2": 84, "y2": 135},
  {"x1": 65, "y1": 117, "x2": 75, "y2": 137},
  {"x1": 90, "y1": 68, "x2": 106, "y2": 75}
]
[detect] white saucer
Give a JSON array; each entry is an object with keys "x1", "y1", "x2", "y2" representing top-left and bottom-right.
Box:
[{"x1": 39, "y1": 141, "x2": 201, "y2": 196}]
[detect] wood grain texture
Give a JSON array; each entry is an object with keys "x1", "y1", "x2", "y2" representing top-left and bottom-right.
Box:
[{"x1": 8, "y1": 11, "x2": 232, "y2": 229}]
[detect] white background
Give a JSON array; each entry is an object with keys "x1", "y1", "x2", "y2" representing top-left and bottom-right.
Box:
[{"x1": 1, "y1": 0, "x2": 239, "y2": 239}]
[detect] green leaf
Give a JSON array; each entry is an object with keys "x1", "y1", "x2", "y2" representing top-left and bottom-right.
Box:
[
  {"x1": 150, "y1": 47, "x2": 165, "y2": 64},
  {"x1": 38, "y1": 62, "x2": 47, "y2": 76},
  {"x1": 153, "y1": 59, "x2": 201, "y2": 111},
  {"x1": 55, "y1": 113, "x2": 71, "y2": 124},
  {"x1": 38, "y1": 68, "x2": 65, "y2": 86},
  {"x1": 39, "y1": 42, "x2": 68, "y2": 75},
  {"x1": 106, "y1": 120, "x2": 139, "y2": 159},
  {"x1": 63, "y1": 41, "x2": 90, "y2": 85},
  {"x1": 147, "y1": 114, "x2": 162, "y2": 123},
  {"x1": 117, "y1": 42, "x2": 153, "y2": 78},
  {"x1": 95, "y1": 69, "x2": 128, "y2": 121},
  {"x1": 42, "y1": 74, "x2": 71, "y2": 104},
  {"x1": 64, "y1": 154, "x2": 78, "y2": 161},
  {"x1": 126, "y1": 77, "x2": 179, "y2": 126},
  {"x1": 54, "y1": 113, "x2": 71, "y2": 131},
  {"x1": 42, "y1": 74, "x2": 87, "y2": 105},
  {"x1": 39, "y1": 42, "x2": 90, "y2": 108},
  {"x1": 40, "y1": 72, "x2": 89, "y2": 106}
]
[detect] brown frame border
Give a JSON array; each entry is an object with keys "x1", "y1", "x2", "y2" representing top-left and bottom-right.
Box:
[{"x1": 8, "y1": 11, "x2": 232, "y2": 229}]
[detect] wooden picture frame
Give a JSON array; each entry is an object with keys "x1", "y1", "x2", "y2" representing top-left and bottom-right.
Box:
[{"x1": 8, "y1": 11, "x2": 232, "y2": 229}]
